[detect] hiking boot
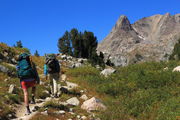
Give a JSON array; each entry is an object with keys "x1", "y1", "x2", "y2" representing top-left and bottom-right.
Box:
[
  {"x1": 30, "y1": 96, "x2": 36, "y2": 104},
  {"x1": 54, "y1": 95, "x2": 59, "y2": 98},
  {"x1": 25, "y1": 106, "x2": 31, "y2": 115},
  {"x1": 25, "y1": 110, "x2": 31, "y2": 115},
  {"x1": 30, "y1": 100, "x2": 36, "y2": 104}
]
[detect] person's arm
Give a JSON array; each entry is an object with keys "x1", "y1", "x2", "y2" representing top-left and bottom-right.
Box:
[{"x1": 44, "y1": 64, "x2": 48, "y2": 80}]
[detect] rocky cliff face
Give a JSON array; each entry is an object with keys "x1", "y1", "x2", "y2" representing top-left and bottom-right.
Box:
[{"x1": 97, "y1": 13, "x2": 180, "y2": 66}]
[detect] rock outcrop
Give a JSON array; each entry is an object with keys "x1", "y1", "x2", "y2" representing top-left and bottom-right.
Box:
[
  {"x1": 66, "y1": 97, "x2": 80, "y2": 106},
  {"x1": 81, "y1": 97, "x2": 106, "y2": 111},
  {"x1": 97, "y1": 13, "x2": 180, "y2": 66},
  {"x1": 100, "y1": 68, "x2": 116, "y2": 77},
  {"x1": 173, "y1": 66, "x2": 180, "y2": 72}
]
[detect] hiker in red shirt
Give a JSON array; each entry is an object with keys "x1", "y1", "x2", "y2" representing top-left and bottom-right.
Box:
[{"x1": 17, "y1": 53, "x2": 40, "y2": 115}]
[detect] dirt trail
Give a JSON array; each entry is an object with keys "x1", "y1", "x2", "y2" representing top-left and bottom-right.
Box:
[
  {"x1": 13, "y1": 98, "x2": 53, "y2": 120},
  {"x1": 13, "y1": 73, "x2": 90, "y2": 120}
]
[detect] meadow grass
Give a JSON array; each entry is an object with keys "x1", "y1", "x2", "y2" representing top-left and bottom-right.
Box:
[{"x1": 67, "y1": 61, "x2": 180, "y2": 120}]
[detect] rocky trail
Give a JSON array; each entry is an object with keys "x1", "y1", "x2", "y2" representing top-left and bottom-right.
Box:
[
  {"x1": 14, "y1": 97, "x2": 53, "y2": 120},
  {"x1": 0, "y1": 51, "x2": 110, "y2": 120},
  {"x1": 12, "y1": 73, "x2": 106, "y2": 120}
]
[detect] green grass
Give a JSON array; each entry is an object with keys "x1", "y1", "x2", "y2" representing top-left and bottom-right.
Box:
[
  {"x1": 0, "y1": 42, "x2": 30, "y2": 57},
  {"x1": 67, "y1": 61, "x2": 180, "y2": 120},
  {"x1": 0, "y1": 43, "x2": 49, "y2": 119}
]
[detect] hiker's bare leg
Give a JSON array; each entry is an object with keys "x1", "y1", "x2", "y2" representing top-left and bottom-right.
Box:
[
  {"x1": 50, "y1": 74, "x2": 54, "y2": 96},
  {"x1": 23, "y1": 88, "x2": 31, "y2": 114},
  {"x1": 23, "y1": 89, "x2": 29, "y2": 106},
  {"x1": 53, "y1": 78, "x2": 58, "y2": 96},
  {"x1": 53, "y1": 73, "x2": 59, "y2": 97}
]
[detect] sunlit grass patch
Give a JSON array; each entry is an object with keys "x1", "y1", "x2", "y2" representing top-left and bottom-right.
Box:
[{"x1": 66, "y1": 61, "x2": 180, "y2": 120}]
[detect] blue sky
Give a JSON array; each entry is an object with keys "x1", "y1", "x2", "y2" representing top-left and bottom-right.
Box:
[{"x1": 0, "y1": 0, "x2": 179, "y2": 55}]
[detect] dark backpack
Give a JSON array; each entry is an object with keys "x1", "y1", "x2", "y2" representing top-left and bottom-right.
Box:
[
  {"x1": 17, "y1": 53, "x2": 35, "y2": 79},
  {"x1": 46, "y1": 55, "x2": 60, "y2": 73}
]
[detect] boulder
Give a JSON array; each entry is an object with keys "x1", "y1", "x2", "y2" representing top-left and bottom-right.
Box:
[
  {"x1": 163, "y1": 67, "x2": 168, "y2": 71},
  {"x1": 61, "y1": 55, "x2": 67, "y2": 60},
  {"x1": 0, "y1": 65, "x2": 9, "y2": 73},
  {"x1": 8, "y1": 84, "x2": 16, "y2": 94},
  {"x1": 61, "y1": 74, "x2": 67, "y2": 81},
  {"x1": 78, "y1": 58, "x2": 84, "y2": 63},
  {"x1": 67, "y1": 56, "x2": 73, "y2": 60},
  {"x1": 59, "y1": 110, "x2": 66, "y2": 114},
  {"x1": 100, "y1": 68, "x2": 116, "y2": 77},
  {"x1": 80, "y1": 94, "x2": 88, "y2": 101},
  {"x1": 77, "y1": 115, "x2": 81, "y2": 119},
  {"x1": 3, "y1": 52, "x2": 8, "y2": 57},
  {"x1": 66, "y1": 81, "x2": 78, "y2": 89},
  {"x1": 66, "y1": 97, "x2": 80, "y2": 106},
  {"x1": 36, "y1": 99, "x2": 45, "y2": 103},
  {"x1": 32, "y1": 106, "x2": 40, "y2": 112},
  {"x1": 75, "y1": 63, "x2": 82, "y2": 68},
  {"x1": 81, "y1": 116, "x2": 87, "y2": 120},
  {"x1": 80, "y1": 90, "x2": 84, "y2": 93},
  {"x1": 173, "y1": 66, "x2": 180, "y2": 72},
  {"x1": 70, "y1": 63, "x2": 76, "y2": 68},
  {"x1": 69, "y1": 108, "x2": 73, "y2": 112},
  {"x1": 69, "y1": 112, "x2": 75, "y2": 115},
  {"x1": 41, "y1": 111, "x2": 48, "y2": 115},
  {"x1": 40, "y1": 80, "x2": 45, "y2": 85},
  {"x1": 81, "y1": 97, "x2": 106, "y2": 111},
  {"x1": 54, "y1": 110, "x2": 66, "y2": 115},
  {"x1": 4, "y1": 78, "x2": 10, "y2": 82},
  {"x1": 11, "y1": 58, "x2": 17, "y2": 64}
]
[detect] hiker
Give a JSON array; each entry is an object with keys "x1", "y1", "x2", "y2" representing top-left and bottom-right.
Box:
[
  {"x1": 44, "y1": 54, "x2": 60, "y2": 98},
  {"x1": 17, "y1": 53, "x2": 40, "y2": 115}
]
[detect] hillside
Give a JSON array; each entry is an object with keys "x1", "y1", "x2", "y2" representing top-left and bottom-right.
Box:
[
  {"x1": 0, "y1": 43, "x2": 179, "y2": 120},
  {"x1": 97, "y1": 13, "x2": 180, "y2": 66},
  {"x1": 0, "y1": 43, "x2": 104, "y2": 120},
  {"x1": 67, "y1": 62, "x2": 180, "y2": 120}
]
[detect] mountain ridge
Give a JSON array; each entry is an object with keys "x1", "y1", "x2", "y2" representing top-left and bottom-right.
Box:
[{"x1": 97, "y1": 13, "x2": 180, "y2": 66}]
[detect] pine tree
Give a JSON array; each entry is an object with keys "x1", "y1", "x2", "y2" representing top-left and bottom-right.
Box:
[
  {"x1": 16, "y1": 40, "x2": 23, "y2": 48},
  {"x1": 58, "y1": 31, "x2": 72, "y2": 55},
  {"x1": 58, "y1": 28, "x2": 105, "y2": 67},
  {"x1": 70, "y1": 28, "x2": 81, "y2": 57},
  {"x1": 58, "y1": 37, "x2": 66, "y2": 53},
  {"x1": 83, "y1": 31, "x2": 97, "y2": 59},
  {"x1": 98, "y1": 52, "x2": 105, "y2": 68},
  {"x1": 34, "y1": 50, "x2": 40, "y2": 57}
]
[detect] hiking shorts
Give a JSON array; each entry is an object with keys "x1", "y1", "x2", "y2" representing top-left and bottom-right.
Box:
[{"x1": 20, "y1": 78, "x2": 36, "y2": 89}]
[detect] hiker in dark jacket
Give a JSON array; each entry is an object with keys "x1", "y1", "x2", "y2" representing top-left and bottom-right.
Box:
[
  {"x1": 44, "y1": 54, "x2": 60, "y2": 98},
  {"x1": 17, "y1": 53, "x2": 40, "y2": 115}
]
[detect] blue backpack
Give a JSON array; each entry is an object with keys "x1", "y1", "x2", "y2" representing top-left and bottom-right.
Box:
[{"x1": 17, "y1": 53, "x2": 35, "y2": 79}]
